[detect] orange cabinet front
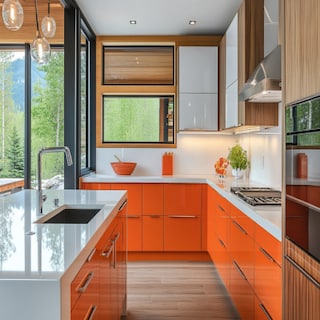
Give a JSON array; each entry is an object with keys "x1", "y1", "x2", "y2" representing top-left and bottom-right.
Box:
[
  {"x1": 254, "y1": 296, "x2": 272, "y2": 320},
  {"x1": 110, "y1": 183, "x2": 142, "y2": 215},
  {"x1": 164, "y1": 183, "x2": 202, "y2": 215},
  {"x1": 80, "y1": 182, "x2": 111, "y2": 190},
  {"x1": 229, "y1": 212, "x2": 255, "y2": 287},
  {"x1": 164, "y1": 215, "x2": 202, "y2": 251},
  {"x1": 127, "y1": 216, "x2": 142, "y2": 251},
  {"x1": 229, "y1": 259, "x2": 254, "y2": 320},
  {"x1": 142, "y1": 215, "x2": 164, "y2": 251},
  {"x1": 142, "y1": 184, "x2": 164, "y2": 214},
  {"x1": 111, "y1": 184, "x2": 142, "y2": 252},
  {"x1": 71, "y1": 249, "x2": 99, "y2": 319},
  {"x1": 254, "y1": 242, "x2": 282, "y2": 320}
]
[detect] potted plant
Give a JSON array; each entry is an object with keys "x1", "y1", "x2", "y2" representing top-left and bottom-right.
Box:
[{"x1": 227, "y1": 144, "x2": 250, "y2": 178}]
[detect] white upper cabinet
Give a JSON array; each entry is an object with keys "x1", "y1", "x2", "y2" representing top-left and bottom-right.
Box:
[
  {"x1": 225, "y1": 13, "x2": 239, "y2": 129},
  {"x1": 178, "y1": 46, "x2": 218, "y2": 131},
  {"x1": 226, "y1": 14, "x2": 238, "y2": 88},
  {"x1": 179, "y1": 46, "x2": 218, "y2": 93}
]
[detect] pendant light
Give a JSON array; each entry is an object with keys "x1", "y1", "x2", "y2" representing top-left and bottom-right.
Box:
[
  {"x1": 41, "y1": 0, "x2": 56, "y2": 38},
  {"x1": 31, "y1": 0, "x2": 50, "y2": 64},
  {"x1": 2, "y1": 0, "x2": 24, "y2": 31}
]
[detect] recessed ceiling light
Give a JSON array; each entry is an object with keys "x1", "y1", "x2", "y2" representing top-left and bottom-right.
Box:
[
  {"x1": 189, "y1": 20, "x2": 197, "y2": 25},
  {"x1": 130, "y1": 20, "x2": 137, "y2": 25}
]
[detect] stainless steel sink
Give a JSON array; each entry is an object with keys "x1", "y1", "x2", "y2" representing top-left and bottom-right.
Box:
[{"x1": 35, "y1": 205, "x2": 103, "y2": 224}]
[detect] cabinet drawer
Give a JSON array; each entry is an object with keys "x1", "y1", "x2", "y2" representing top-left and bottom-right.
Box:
[
  {"x1": 229, "y1": 205, "x2": 255, "y2": 237},
  {"x1": 255, "y1": 224, "x2": 281, "y2": 266},
  {"x1": 164, "y1": 215, "x2": 201, "y2": 251},
  {"x1": 229, "y1": 259, "x2": 254, "y2": 320},
  {"x1": 164, "y1": 184, "x2": 202, "y2": 215},
  {"x1": 71, "y1": 249, "x2": 98, "y2": 310},
  {"x1": 229, "y1": 218, "x2": 255, "y2": 286},
  {"x1": 255, "y1": 243, "x2": 282, "y2": 319}
]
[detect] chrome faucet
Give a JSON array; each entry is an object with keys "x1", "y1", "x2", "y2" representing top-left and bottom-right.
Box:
[{"x1": 37, "y1": 146, "x2": 73, "y2": 214}]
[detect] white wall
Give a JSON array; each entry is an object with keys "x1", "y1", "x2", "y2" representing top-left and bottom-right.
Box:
[{"x1": 96, "y1": 128, "x2": 282, "y2": 190}]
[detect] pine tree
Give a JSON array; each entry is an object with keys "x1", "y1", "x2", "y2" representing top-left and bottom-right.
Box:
[{"x1": 6, "y1": 126, "x2": 24, "y2": 177}]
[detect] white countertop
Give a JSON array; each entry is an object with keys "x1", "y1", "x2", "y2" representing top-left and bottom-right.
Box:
[
  {"x1": 0, "y1": 189, "x2": 126, "y2": 320},
  {"x1": 82, "y1": 173, "x2": 282, "y2": 241},
  {"x1": 0, "y1": 189, "x2": 126, "y2": 278}
]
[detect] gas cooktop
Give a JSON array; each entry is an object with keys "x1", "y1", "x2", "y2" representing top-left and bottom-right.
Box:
[{"x1": 230, "y1": 187, "x2": 282, "y2": 206}]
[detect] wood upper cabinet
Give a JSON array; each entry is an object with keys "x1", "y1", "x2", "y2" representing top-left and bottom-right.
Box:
[{"x1": 284, "y1": 0, "x2": 320, "y2": 104}]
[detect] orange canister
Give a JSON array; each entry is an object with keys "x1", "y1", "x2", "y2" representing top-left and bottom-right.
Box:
[{"x1": 296, "y1": 153, "x2": 308, "y2": 179}]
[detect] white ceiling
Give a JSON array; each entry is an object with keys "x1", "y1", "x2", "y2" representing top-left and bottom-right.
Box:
[{"x1": 75, "y1": 0, "x2": 243, "y2": 36}]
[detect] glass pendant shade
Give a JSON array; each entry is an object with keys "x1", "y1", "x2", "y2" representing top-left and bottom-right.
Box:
[
  {"x1": 31, "y1": 33, "x2": 51, "y2": 64},
  {"x1": 2, "y1": 0, "x2": 24, "y2": 31},
  {"x1": 41, "y1": 15, "x2": 56, "y2": 38}
]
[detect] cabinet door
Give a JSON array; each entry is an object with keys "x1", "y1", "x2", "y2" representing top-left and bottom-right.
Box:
[
  {"x1": 179, "y1": 46, "x2": 218, "y2": 93},
  {"x1": 127, "y1": 216, "x2": 142, "y2": 251},
  {"x1": 111, "y1": 183, "x2": 142, "y2": 252},
  {"x1": 255, "y1": 296, "x2": 272, "y2": 320},
  {"x1": 225, "y1": 80, "x2": 238, "y2": 128},
  {"x1": 284, "y1": 0, "x2": 320, "y2": 104},
  {"x1": 81, "y1": 182, "x2": 111, "y2": 190},
  {"x1": 164, "y1": 183, "x2": 202, "y2": 215},
  {"x1": 164, "y1": 215, "x2": 201, "y2": 251},
  {"x1": 142, "y1": 184, "x2": 163, "y2": 214},
  {"x1": 179, "y1": 93, "x2": 218, "y2": 131},
  {"x1": 226, "y1": 13, "x2": 238, "y2": 88},
  {"x1": 110, "y1": 183, "x2": 142, "y2": 215},
  {"x1": 142, "y1": 215, "x2": 164, "y2": 251}
]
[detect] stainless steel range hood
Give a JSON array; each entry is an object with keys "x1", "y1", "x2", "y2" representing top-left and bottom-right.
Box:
[{"x1": 239, "y1": 45, "x2": 281, "y2": 103}]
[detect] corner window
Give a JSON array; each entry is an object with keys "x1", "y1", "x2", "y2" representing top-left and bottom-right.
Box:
[{"x1": 102, "y1": 95, "x2": 174, "y2": 145}]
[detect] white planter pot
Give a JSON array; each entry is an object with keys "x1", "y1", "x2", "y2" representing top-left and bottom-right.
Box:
[{"x1": 232, "y1": 168, "x2": 245, "y2": 179}]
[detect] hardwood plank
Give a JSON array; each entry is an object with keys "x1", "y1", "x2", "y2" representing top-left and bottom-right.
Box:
[{"x1": 126, "y1": 261, "x2": 240, "y2": 320}]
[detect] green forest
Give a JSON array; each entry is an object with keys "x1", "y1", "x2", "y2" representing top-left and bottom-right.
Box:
[{"x1": 0, "y1": 51, "x2": 64, "y2": 185}]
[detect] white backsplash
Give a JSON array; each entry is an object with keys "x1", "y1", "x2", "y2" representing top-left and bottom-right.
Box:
[{"x1": 96, "y1": 129, "x2": 282, "y2": 190}]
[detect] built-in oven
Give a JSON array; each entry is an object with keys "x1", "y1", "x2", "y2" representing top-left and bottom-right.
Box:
[{"x1": 285, "y1": 94, "x2": 320, "y2": 263}]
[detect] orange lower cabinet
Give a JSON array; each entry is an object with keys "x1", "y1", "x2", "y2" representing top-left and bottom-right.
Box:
[
  {"x1": 229, "y1": 218, "x2": 255, "y2": 287},
  {"x1": 229, "y1": 259, "x2": 254, "y2": 320},
  {"x1": 80, "y1": 182, "x2": 111, "y2": 190},
  {"x1": 164, "y1": 215, "x2": 201, "y2": 251},
  {"x1": 127, "y1": 215, "x2": 142, "y2": 251},
  {"x1": 142, "y1": 215, "x2": 164, "y2": 251},
  {"x1": 71, "y1": 249, "x2": 99, "y2": 320},
  {"x1": 255, "y1": 296, "x2": 273, "y2": 319},
  {"x1": 254, "y1": 243, "x2": 282, "y2": 320},
  {"x1": 210, "y1": 234, "x2": 231, "y2": 289}
]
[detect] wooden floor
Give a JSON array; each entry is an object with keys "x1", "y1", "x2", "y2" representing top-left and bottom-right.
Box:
[{"x1": 126, "y1": 261, "x2": 240, "y2": 320}]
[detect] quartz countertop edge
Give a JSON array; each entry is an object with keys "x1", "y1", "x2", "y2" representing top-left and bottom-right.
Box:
[{"x1": 82, "y1": 173, "x2": 282, "y2": 241}]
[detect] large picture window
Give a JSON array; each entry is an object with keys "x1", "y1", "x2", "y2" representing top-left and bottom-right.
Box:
[{"x1": 102, "y1": 95, "x2": 174, "y2": 145}]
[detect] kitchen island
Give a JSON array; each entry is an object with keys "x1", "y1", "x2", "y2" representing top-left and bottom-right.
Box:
[{"x1": 0, "y1": 189, "x2": 127, "y2": 320}]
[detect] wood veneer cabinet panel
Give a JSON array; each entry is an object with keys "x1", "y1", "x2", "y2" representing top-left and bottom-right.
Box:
[
  {"x1": 284, "y1": 0, "x2": 320, "y2": 104},
  {"x1": 284, "y1": 239, "x2": 320, "y2": 320}
]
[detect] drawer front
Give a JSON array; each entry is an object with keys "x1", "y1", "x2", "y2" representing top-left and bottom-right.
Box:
[
  {"x1": 142, "y1": 215, "x2": 164, "y2": 251},
  {"x1": 256, "y1": 224, "x2": 282, "y2": 266},
  {"x1": 164, "y1": 215, "x2": 201, "y2": 251},
  {"x1": 255, "y1": 243, "x2": 282, "y2": 320},
  {"x1": 229, "y1": 218, "x2": 255, "y2": 286}
]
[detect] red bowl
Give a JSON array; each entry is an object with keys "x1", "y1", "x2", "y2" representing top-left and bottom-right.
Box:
[{"x1": 110, "y1": 162, "x2": 137, "y2": 175}]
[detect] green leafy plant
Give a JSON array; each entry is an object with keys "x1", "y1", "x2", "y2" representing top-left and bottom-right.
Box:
[{"x1": 227, "y1": 144, "x2": 250, "y2": 170}]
